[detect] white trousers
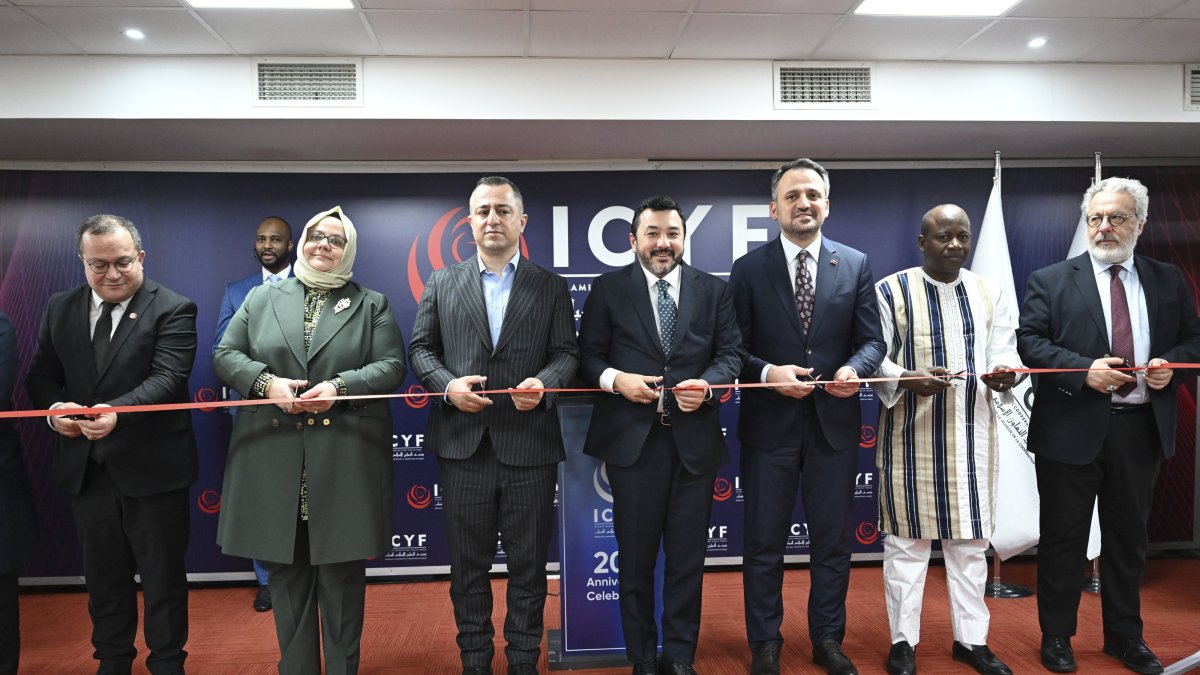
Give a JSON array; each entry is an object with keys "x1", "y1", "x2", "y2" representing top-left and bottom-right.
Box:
[{"x1": 882, "y1": 534, "x2": 991, "y2": 646}]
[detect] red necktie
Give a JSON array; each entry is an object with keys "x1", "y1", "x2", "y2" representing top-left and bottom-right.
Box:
[{"x1": 1108, "y1": 266, "x2": 1136, "y2": 396}]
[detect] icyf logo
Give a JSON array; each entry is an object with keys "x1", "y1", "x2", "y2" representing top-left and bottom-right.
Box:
[
  {"x1": 593, "y1": 464, "x2": 614, "y2": 504},
  {"x1": 193, "y1": 386, "x2": 220, "y2": 413},
  {"x1": 719, "y1": 387, "x2": 733, "y2": 404},
  {"x1": 197, "y1": 489, "x2": 221, "y2": 514},
  {"x1": 406, "y1": 484, "x2": 432, "y2": 509},
  {"x1": 712, "y1": 477, "x2": 733, "y2": 502},
  {"x1": 406, "y1": 207, "x2": 530, "y2": 303},
  {"x1": 855, "y1": 521, "x2": 879, "y2": 545},
  {"x1": 403, "y1": 384, "x2": 430, "y2": 409},
  {"x1": 859, "y1": 424, "x2": 877, "y2": 449}
]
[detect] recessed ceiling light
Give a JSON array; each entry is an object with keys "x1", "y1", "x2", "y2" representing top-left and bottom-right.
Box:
[
  {"x1": 854, "y1": 0, "x2": 1022, "y2": 17},
  {"x1": 185, "y1": 0, "x2": 352, "y2": 8},
  {"x1": 124, "y1": 28, "x2": 145, "y2": 40},
  {"x1": 1027, "y1": 37, "x2": 1047, "y2": 48}
]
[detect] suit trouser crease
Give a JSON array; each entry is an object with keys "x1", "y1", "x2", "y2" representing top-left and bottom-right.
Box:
[
  {"x1": 1035, "y1": 408, "x2": 1161, "y2": 641},
  {"x1": 440, "y1": 439, "x2": 556, "y2": 668},
  {"x1": 608, "y1": 423, "x2": 714, "y2": 664},
  {"x1": 882, "y1": 535, "x2": 990, "y2": 646},
  {"x1": 71, "y1": 461, "x2": 190, "y2": 675},
  {"x1": 263, "y1": 520, "x2": 366, "y2": 675}
]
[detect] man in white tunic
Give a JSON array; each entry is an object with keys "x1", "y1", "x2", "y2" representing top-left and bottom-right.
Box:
[{"x1": 871, "y1": 205, "x2": 1018, "y2": 675}]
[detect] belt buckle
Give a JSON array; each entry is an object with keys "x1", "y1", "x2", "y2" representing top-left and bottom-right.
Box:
[{"x1": 658, "y1": 412, "x2": 671, "y2": 426}]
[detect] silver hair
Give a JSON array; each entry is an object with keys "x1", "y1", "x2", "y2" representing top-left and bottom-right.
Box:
[{"x1": 1081, "y1": 177, "x2": 1149, "y2": 223}]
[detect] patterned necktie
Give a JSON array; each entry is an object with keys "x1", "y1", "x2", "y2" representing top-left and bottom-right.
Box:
[
  {"x1": 795, "y1": 250, "x2": 814, "y2": 334},
  {"x1": 266, "y1": 273, "x2": 282, "y2": 283},
  {"x1": 1108, "y1": 265, "x2": 1136, "y2": 396},
  {"x1": 656, "y1": 279, "x2": 677, "y2": 355},
  {"x1": 93, "y1": 301, "x2": 118, "y2": 369}
]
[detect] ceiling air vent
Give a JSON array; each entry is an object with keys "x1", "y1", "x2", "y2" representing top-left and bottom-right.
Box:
[
  {"x1": 774, "y1": 62, "x2": 873, "y2": 110},
  {"x1": 1186, "y1": 64, "x2": 1200, "y2": 111},
  {"x1": 253, "y1": 57, "x2": 363, "y2": 107}
]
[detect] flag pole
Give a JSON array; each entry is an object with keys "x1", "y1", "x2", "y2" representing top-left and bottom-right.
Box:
[{"x1": 1083, "y1": 149, "x2": 1104, "y2": 594}]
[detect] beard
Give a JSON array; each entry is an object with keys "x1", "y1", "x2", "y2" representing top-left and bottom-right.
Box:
[
  {"x1": 638, "y1": 247, "x2": 682, "y2": 278},
  {"x1": 1088, "y1": 232, "x2": 1137, "y2": 264}
]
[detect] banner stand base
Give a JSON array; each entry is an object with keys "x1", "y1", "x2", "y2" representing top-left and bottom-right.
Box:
[
  {"x1": 547, "y1": 630, "x2": 629, "y2": 671},
  {"x1": 985, "y1": 581, "x2": 1033, "y2": 598}
]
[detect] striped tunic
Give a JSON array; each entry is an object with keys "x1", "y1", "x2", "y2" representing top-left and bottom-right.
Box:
[{"x1": 872, "y1": 268, "x2": 1019, "y2": 540}]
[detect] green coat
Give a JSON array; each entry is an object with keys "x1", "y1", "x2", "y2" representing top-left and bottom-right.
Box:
[{"x1": 213, "y1": 279, "x2": 407, "y2": 565}]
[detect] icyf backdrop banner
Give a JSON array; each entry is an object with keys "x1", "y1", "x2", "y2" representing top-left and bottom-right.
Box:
[{"x1": 0, "y1": 165, "x2": 1196, "y2": 579}]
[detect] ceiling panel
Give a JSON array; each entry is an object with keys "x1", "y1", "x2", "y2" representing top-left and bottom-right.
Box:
[
  {"x1": 1162, "y1": 0, "x2": 1200, "y2": 19},
  {"x1": 21, "y1": 7, "x2": 232, "y2": 54},
  {"x1": 367, "y1": 10, "x2": 524, "y2": 57},
  {"x1": 529, "y1": 11, "x2": 683, "y2": 58},
  {"x1": 197, "y1": 8, "x2": 376, "y2": 55},
  {"x1": 948, "y1": 18, "x2": 1138, "y2": 62},
  {"x1": 813, "y1": 16, "x2": 992, "y2": 61},
  {"x1": 695, "y1": 0, "x2": 856, "y2": 13},
  {"x1": 0, "y1": 7, "x2": 84, "y2": 53},
  {"x1": 1082, "y1": 18, "x2": 1200, "y2": 62},
  {"x1": 532, "y1": 0, "x2": 692, "y2": 10},
  {"x1": 359, "y1": 0, "x2": 521, "y2": 8},
  {"x1": 1008, "y1": 0, "x2": 1184, "y2": 19},
  {"x1": 673, "y1": 13, "x2": 839, "y2": 60}
]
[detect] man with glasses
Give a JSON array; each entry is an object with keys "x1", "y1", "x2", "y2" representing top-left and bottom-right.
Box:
[
  {"x1": 212, "y1": 215, "x2": 294, "y2": 613},
  {"x1": 27, "y1": 214, "x2": 198, "y2": 675},
  {"x1": 1018, "y1": 177, "x2": 1200, "y2": 675}
]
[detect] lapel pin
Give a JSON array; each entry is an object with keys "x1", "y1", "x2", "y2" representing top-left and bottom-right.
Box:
[
  {"x1": 128, "y1": 312, "x2": 138, "y2": 319},
  {"x1": 334, "y1": 298, "x2": 351, "y2": 314},
  {"x1": 830, "y1": 258, "x2": 838, "y2": 266}
]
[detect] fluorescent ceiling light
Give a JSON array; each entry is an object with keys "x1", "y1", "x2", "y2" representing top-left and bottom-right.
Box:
[
  {"x1": 185, "y1": 0, "x2": 352, "y2": 8},
  {"x1": 123, "y1": 28, "x2": 145, "y2": 39},
  {"x1": 1027, "y1": 36, "x2": 1047, "y2": 48},
  {"x1": 854, "y1": 0, "x2": 1022, "y2": 17}
]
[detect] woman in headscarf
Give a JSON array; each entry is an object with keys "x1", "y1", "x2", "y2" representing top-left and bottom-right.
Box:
[{"x1": 215, "y1": 206, "x2": 407, "y2": 675}]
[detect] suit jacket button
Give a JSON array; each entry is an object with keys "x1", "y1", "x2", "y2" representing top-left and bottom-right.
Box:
[
  {"x1": 307, "y1": 418, "x2": 315, "y2": 426},
  {"x1": 271, "y1": 418, "x2": 280, "y2": 428},
  {"x1": 323, "y1": 418, "x2": 331, "y2": 426},
  {"x1": 295, "y1": 422, "x2": 303, "y2": 431}
]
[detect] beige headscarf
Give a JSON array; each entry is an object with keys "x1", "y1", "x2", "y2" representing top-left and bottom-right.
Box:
[{"x1": 293, "y1": 205, "x2": 357, "y2": 290}]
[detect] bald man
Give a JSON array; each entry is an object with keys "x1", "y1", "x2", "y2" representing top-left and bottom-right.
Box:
[{"x1": 870, "y1": 205, "x2": 1017, "y2": 675}]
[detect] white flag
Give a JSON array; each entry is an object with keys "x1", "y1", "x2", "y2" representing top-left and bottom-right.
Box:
[
  {"x1": 971, "y1": 176, "x2": 1040, "y2": 560},
  {"x1": 1066, "y1": 210, "x2": 1104, "y2": 560}
]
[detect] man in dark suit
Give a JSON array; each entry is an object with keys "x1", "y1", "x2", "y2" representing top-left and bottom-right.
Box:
[
  {"x1": 409, "y1": 176, "x2": 579, "y2": 675},
  {"x1": 26, "y1": 214, "x2": 198, "y2": 675},
  {"x1": 212, "y1": 214, "x2": 293, "y2": 613},
  {"x1": 578, "y1": 195, "x2": 743, "y2": 675},
  {"x1": 0, "y1": 311, "x2": 38, "y2": 675},
  {"x1": 1017, "y1": 177, "x2": 1200, "y2": 675},
  {"x1": 729, "y1": 158, "x2": 885, "y2": 675}
]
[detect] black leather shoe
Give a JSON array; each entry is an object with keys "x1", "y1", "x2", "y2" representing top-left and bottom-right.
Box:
[
  {"x1": 813, "y1": 639, "x2": 859, "y2": 675},
  {"x1": 462, "y1": 667, "x2": 492, "y2": 675},
  {"x1": 751, "y1": 641, "x2": 781, "y2": 675},
  {"x1": 886, "y1": 641, "x2": 915, "y2": 675},
  {"x1": 1040, "y1": 635, "x2": 1076, "y2": 673},
  {"x1": 631, "y1": 659, "x2": 658, "y2": 675},
  {"x1": 508, "y1": 665, "x2": 538, "y2": 675},
  {"x1": 952, "y1": 642, "x2": 1012, "y2": 675},
  {"x1": 253, "y1": 585, "x2": 272, "y2": 612},
  {"x1": 659, "y1": 661, "x2": 698, "y2": 675},
  {"x1": 1103, "y1": 638, "x2": 1164, "y2": 674}
]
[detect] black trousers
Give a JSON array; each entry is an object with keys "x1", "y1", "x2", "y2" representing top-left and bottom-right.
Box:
[
  {"x1": 1036, "y1": 406, "x2": 1162, "y2": 642},
  {"x1": 262, "y1": 521, "x2": 366, "y2": 675},
  {"x1": 607, "y1": 422, "x2": 715, "y2": 664},
  {"x1": 0, "y1": 569, "x2": 18, "y2": 675},
  {"x1": 742, "y1": 401, "x2": 858, "y2": 648},
  {"x1": 70, "y1": 461, "x2": 190, "y2": 675},
  {"x1": 439, "y1": 438, "x2": 557, "y2": 669}
]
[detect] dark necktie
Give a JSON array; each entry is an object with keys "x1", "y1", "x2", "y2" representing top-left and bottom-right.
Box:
[
  {"x1": 1108, "y1": 266, "x2": 1136, "y2": 396},
  {"x1": 795, "y1": 250, "x2": 814, "y2": 334},
  {"x1": 92, "y1": 301, "x2": 118, "y2": 369},
  {"x1": 656, "y1": 279, "x2": 677, "y2": 355}
]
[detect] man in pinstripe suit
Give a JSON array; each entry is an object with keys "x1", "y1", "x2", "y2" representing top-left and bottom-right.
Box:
[{"x1": 410, "y1": 176, "x2": 580, "y2": 675}]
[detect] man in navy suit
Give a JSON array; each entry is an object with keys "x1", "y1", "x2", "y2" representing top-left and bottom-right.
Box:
[
  {"x1": 1017, "y1": 177, "x2": 1200, "y2": 675},
  {"x1": 578, "y1": 195, "x2": 743, "y2": 675},
  {"x1": 212, "y1": 215, "x2": 293, "y2": 612},
  {"x1": 730, "y1": 159, "x2": 885, "y2": 675}
]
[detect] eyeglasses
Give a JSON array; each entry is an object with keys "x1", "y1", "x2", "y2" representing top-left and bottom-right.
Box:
[
  {"x1": 81, "y1": 256, "x2": 137, "y2": 274},
  {"x1": 1086, "y1": 213, "x2": 1133, "y2": 229},
  {"x1": 308, "y1": 231, "x2": 346, "y2": 249}
]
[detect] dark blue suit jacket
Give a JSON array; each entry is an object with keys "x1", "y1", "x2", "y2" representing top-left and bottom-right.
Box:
[
  {"x1": 1017, "y1": 253, "x2": 1200, "y2": 463},
  {"x1": 578, "y1": 262, "x2": 744, "y2": 475},
  {"x1": 729, "y1": 236, "x2": 885, "y2": 451},
  {"x1": 213, "y1": 269, "x2": 291, "y2": 353}
]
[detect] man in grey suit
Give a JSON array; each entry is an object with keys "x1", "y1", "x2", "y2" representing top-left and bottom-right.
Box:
[{"x1": 410, "y1": 176, "x2": 579, "y2": 675}]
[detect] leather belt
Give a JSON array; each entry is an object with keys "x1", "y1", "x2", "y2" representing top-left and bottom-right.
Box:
[
  {"x1": 1111, "y1": 403, "x2": 1151, "y2": 414},
  {"x1": 657, "y1": 412, "x2": 672, "y2": 426}
]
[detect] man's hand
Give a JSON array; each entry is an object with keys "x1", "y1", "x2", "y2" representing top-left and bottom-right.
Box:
[
  {"x1": 511, "y1": 377, "x2": 545, "y2": 412},
  {"x1": 673, "y1": 379, "x2": 709, "y2": 412},
  {"x1": 50, "y1": 401, "x2": 84, "y2": 437},
  {"x1": 295, "y1": 381, "x2": 338, "y2": 414},
  {"x1": 267, "y1": 377, "x2": 309, "y2": 414},
  {"x1": 766, "y1": 365, "x2": 815, "y2": 399},
  {"x1": 75, "y1": 403, "x2": 116, "y2": 441},
  {"x1": 824, "y1": 366, "x2": 861, "y2": 399},
  {"x1": 614, "y1": 372, "x2": 662, "y2": 405},
  {"x1": 447, "y1": 375, "x2": 493, "y2": 413},
  {"x1": 1145, "y1": 358, "x2": 1173, "y2": 390},
  {"x1": 981, "y1": 365, "x2": 1017, "y2": 393},
  {"x1": 901, "y1": 367, "x2": 955, "y2": 397},
  {"x1": 1085, "y1": 356, "x2": 1136, "y2": 394}
]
